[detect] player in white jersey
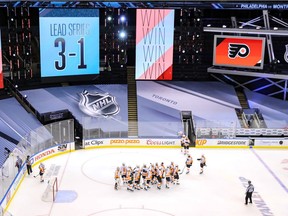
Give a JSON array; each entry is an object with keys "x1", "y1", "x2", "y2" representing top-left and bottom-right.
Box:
[
  {"x1": 141, "y1": 164, "x2": 149, "y2": 190},
  {"x1": 183, "y1": 136, "x2": 191, "y2": 155},
  {"x1": 120, "y1": 163, "x2": 127, "y2": 184},
  {"x1": 180, "y1": 134, "x2": 186, "y2": 153},
  {"x1": 114, "y1": 167, "x2": 121, "y2": 190},
  {"x1": 39, "y1": 163, "x2": 45, "y2": 183},
  {"x1": 165, "y1": 166, "x2": 172, "y2": 189},
  {"x1": 198, "y1": 154, "x2": 207, "y2": 174}
]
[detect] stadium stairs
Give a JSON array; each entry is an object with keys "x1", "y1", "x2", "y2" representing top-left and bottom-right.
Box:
[
  {"x1": 127, "y1": 66, "x2": 138, "y2": 137},
  {"x1": 235, "y1": 89, "x2": 267, "y2": 129}
]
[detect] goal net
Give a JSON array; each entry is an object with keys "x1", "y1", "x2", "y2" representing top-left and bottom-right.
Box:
[{"x1": 41, "y1": 177, "x2": 58, "y2": 202}]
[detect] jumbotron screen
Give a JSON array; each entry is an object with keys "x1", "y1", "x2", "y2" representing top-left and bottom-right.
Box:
[
  {"x1": 135, "y1": 9, "x2": 175, "y2": 80},
  {"x1": 39, "y1": 9, "x2": 100, "y2": 82},
  {"x1": 213, "y1": 35, "x2": 266, "y2": 69}
]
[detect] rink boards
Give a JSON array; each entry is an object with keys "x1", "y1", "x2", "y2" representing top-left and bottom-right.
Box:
[
  {"x1": 2, "y1": 137, "x2": 288, "y2": 214},
  {"x1": 83, "y1": 138, "x2": 288, "y2": 149}
]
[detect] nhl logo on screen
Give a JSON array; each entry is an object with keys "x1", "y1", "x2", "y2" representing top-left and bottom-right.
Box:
[{"x1": 79, "y1": 90, "x2": 120, "y2": 117}]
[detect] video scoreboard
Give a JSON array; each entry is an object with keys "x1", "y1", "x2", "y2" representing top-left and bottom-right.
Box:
[{"x1": 39, "y1": 9, "x2": 99, "y2": 81}]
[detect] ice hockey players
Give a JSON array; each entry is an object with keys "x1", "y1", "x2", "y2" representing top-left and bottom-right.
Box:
[
  {"x1": 126, "y1": 166, "x2": 134, "y2": 191},
  {"x1": 134, "y1": 167, "x2": 142, "y2": 190},
  {"x1": 156, "y1": 164, "x2": 164, "y2": 190},
  {"x1": 183, "y1": 136, "x2": 191, "y2": 155},
  {"x1": 146, "y1": 168, "x2": 152, "y2": 190},
  {"x1": 185, "y1": 154, "x2": 193, "y2": 174},
  {"x1": 198, "y1": 154, "x2": 207, "y2": 174},
  {"x1": 160, "y1": 162, "x2": 166, "y2": 171},
  {"x1": 173, "y1": 165, "x2": 180, "y2": 185},
  {"x1": 141, "y1": 164, "x2": 149, "y2": 190},
  {"x1": 151, "y1": 164, "x2": 157, "y2": 185},
  {"x1": 180, "y1": 134, "x2": 186, "y2": 153},
  {"x1": 39, "y1": 163, "x2": 45, "y2": 183},
  {"x1": 170, "y1": 162, "x2": 175, "y2": 183},
  {"x1": 165, "y1": 166, "x2": 172, "y2": 189},
  {"x1": 116, "y1": 161, "x2": 182, "y2": 192},
  {"x1": 120, "y1": 163, "x2": 127, "y2": 185},
  {"x1": 114, "y1": 167, "x2": 121, "y2": 190}
]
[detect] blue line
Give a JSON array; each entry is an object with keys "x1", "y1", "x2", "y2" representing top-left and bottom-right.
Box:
[{"x1": 251, "y1": 148, "x2": 288, "y2": 194}]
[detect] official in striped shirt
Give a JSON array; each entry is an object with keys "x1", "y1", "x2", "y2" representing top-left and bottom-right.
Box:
[{"x1": 245, "y1": 180, "x2": 254, "y2": 205}]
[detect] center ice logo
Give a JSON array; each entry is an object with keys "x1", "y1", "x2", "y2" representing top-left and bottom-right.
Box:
[{"x1": 79, "y1": 90, "x2": 120, "y2": 117}]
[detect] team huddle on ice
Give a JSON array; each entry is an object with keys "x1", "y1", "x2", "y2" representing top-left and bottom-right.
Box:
[
  {"x1": 114, "y1": 155, "x2": 207, "y2": 191},
  {"x1": 114, "y1": 161, "x2": 182, "y2": 191},
  {"x1": 114, "y1": 134, "x2": 207, "y2": 191}
]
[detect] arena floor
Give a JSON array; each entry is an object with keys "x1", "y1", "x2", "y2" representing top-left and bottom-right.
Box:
[{"x1": 7, "y1": 147, "x2": 288, "y2": 216}]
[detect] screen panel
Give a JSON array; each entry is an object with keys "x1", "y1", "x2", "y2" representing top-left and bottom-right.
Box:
[
  {"x1": 213, "y1": 35, "x2": 266, "y2": 69},
  {"x1": 39, "y1": 9, "x2": 99, "y2": 81},
  {"x1": 135, "y1": 9, "x2": 175, "y2": 80},
  {"x1": 0, "y1": 29, "x2": 3, "y2": 89}
]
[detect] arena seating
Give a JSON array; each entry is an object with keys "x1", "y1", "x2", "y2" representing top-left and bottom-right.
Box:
[
  {"x1": 21, "y1": 84, "x2": 129, "y2": 136},
  {"x1": 137, "y1": 81, "x2": 241, "y2": 137},
  {"x1": 0, "y1": 98, "x2": 43, "y2": 142},
  {"x1": 245, "y1": 89, "x2": 288, "y2": 129}
]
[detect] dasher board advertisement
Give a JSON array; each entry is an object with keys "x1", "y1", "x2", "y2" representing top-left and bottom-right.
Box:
[{"x1": 213, "y1": 35, "x2": 265, "y2": 69}]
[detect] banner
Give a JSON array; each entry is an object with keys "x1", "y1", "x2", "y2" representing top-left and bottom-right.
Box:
[
  {"x1": 254, "y1": 139, "x2": 288, "y2": 147},
  {"x1": 0, "y1": 29, "x2": 3, "y2": 89},
  {"x1": 196, "y1": 139, "x2": 249, "y2": 147},
  {"x1": 213, "y1": 35, "x2": 265, "y2": 69},
  {"x1": 84, "y1": 138, "x2": 180, "y2": 148},
  {"x1": 135, "y1": 9, "x2": 174, "y2": 80}
]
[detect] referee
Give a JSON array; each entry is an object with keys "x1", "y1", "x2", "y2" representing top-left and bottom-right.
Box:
[{"x1": 245, "y1": 180, "x2": 254, "y2": 205}]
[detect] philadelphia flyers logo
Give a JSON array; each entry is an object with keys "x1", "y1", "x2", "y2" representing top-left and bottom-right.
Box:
[{"x1": 228, "y1": 43, "x2": 250, "y2": 59}]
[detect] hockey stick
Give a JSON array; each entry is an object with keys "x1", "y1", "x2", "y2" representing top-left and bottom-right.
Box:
[
  {"x1": 33, "y1": 174, "x2": 39, "y2": 178},
  {"x1": 179, "y1": 166, "x2": 186, "y2": 175}
]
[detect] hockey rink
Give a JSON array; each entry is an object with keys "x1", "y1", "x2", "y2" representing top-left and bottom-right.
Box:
[{"x1": 7, "y1": 147, "x2": 288, "y2": 216}]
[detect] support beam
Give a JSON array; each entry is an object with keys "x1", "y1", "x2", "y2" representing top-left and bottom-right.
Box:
[
  {"x1": 263, "y1": 10, "x2": 275, "y2": 63},
  {"x1": 203, "y1": 27, "x2": 288, "y2": 35},
  {"x1": 207, "y1": 67, "x2": 288, "y2": 80}
]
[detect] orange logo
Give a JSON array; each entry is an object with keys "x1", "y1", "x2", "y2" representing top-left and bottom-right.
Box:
[
  {"x1": 195, "y1": 139, "x2": 207, "y2": 146},
  {"x1": 214, "y1": 36, "x2": 265, "y2": 69}
]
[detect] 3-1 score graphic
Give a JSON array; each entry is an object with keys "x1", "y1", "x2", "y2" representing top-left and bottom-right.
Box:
[
  {"x1": 54, "y1": 37, "x2": 87, "y2": 71},
  {"x1": 39, "y1": 9, "x2": 99, "y2": 78}
]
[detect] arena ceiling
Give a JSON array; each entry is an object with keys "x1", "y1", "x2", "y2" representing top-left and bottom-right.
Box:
[{"x1": 0, "y1": 0, "x2": 287, "y2": 8}]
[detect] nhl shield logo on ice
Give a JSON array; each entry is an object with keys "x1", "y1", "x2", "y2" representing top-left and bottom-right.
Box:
[{"x1": 79, "y1": 90, "x2": 120, "y2": 117}]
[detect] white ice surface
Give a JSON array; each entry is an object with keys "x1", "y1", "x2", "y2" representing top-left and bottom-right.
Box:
[{"x1": 7, "y1": 148, "x2": 288, "y2": 216}]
